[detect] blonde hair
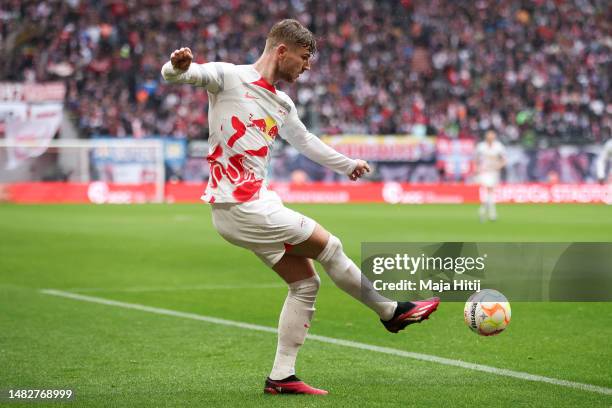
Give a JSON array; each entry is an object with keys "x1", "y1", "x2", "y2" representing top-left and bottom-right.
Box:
[{"x1": 265, "y1": 19, "x2": 316, "y2": 54}]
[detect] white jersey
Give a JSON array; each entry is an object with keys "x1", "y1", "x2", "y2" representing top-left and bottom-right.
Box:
[
  {"x1": 596, "y1": 139, "x2": 612, "y2": 181},
  {"x1": 475, "y1": 140, "x2": 506, "y2": 175},
  {"x1": 162, "y1": 61, "x2": 356, "y2": 203}
]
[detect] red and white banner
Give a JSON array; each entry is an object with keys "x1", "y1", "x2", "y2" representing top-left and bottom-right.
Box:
[
  {"x1": 0, "y1": 82, "x2": 66, "y2": 103},
  {"x1": 4, "y1": 103, "x2": 64, "y2": 169},
  {"x1": 491, "y1": 184, "x2": 612, "y2": 204},
  {"x1": 2, "y1": 182, "x2": 611, "y2": 204},
  {"x1": 320, "y1": 135, "x2": 436, "y2": 162}
]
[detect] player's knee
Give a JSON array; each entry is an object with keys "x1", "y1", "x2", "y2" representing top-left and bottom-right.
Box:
[
  {"x1": 298, "y1": 274, "x2": 320, "y2": 294},
  {"x1": 316, "y1": 234, "x2": 343, "y2": 264},
  {"x1": 289, "y1": 274, "x2": 320, "y2": 302}
]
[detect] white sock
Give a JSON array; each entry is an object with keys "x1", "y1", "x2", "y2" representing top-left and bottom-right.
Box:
[
  {"x1": 317, "y1": 235, "x2": 396, "y2": 320},
  {"x1": 479, "y1": 189, "x2": 488, "y2": 220},
  {"x1": 487, "y1": 192, "x2": 496, "y2": 219},
  {"x1": 269, "y1": 275, "x2": 320, "y2": 380}
]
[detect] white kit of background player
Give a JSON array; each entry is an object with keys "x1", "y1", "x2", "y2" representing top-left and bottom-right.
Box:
[{"x1": 475, "y1": 130, "x2": 507, "y2": 222}]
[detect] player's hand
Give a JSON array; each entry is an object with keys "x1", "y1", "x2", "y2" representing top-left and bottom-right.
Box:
[
  {"x1": 349, "y1": 160, "x2": 371, "y2": 181},
  {"x1": 171, "y1": 47, "x2": 193, "y2": 72}
]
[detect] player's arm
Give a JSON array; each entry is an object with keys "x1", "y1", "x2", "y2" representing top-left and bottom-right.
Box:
[
  {"x1": 280, "y1": 105, "x2": 367, "y2": 180},
  {"x1": 497, "y1": 152, "x2": 507, "y2": 171},
  {"x1": 161, "y1": 47, "x2": 223, "y2": 93},
  {"x1": 495, "y1": 143, "x2": 507, "y2": 171},
  {"x1": 473, "y1": 146, "x2": 482, "y2": 174}
]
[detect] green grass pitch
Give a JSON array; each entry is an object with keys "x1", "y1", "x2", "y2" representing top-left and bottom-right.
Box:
[{"x1": 1, "y1": 203, "x2": 611, "y2": 407}]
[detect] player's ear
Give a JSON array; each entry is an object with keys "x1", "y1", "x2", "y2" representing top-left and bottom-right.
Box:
[{"x1": 276, "y1": 44, "x2": 288, "y2": 59}]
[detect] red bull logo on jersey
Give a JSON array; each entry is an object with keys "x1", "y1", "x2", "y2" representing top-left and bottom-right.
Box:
[
  {"x1": 227, "y1": 114, "x2": 278, "y2": 148},
  {"x1": 247, "y1": 114, "x2": 279, "y2": 141}
]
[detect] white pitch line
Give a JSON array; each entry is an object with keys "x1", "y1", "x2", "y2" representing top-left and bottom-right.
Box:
[
  {"x1": 40, "y1": 289, "x2": 612, "y2": 397},
  {"x1": 62, "y1": 283, "x2": 286, "y2": 293}
]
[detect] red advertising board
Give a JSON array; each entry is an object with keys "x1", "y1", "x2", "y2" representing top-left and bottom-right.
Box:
[
  {"x1": 4, "y1": 182, "x2": 157, "y2": 204},
  {"x1": 2, "y1": 182, "x2": 610, "y2": 204}
]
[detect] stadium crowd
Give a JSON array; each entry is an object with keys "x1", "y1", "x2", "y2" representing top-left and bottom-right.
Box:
[{"x1": 2, "y1": 0, "x2": 610, "y2": 144}]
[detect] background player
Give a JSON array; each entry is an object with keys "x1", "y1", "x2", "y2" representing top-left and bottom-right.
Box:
[
  {"x1": 475, "y1": 130, "x2": 506, "y2": 222},
  {"x1": 161, "y1": 19, "x2": 439, "y2": 395}
]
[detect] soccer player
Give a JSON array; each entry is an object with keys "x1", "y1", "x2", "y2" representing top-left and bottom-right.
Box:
[
  {"x1": 596, "y1": 138, "x2": 612, "y2": 184},
  {"x1": 161, "y1": 19, "x2": 439, "y2": 395},
  {"x1": 475, "y1": 130, "x2": 506, "y2": 222}
]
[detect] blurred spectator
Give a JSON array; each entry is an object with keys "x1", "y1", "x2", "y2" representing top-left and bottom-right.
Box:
[{"x1": 2, "y1": 0, "x2": 609, "y2": 144}]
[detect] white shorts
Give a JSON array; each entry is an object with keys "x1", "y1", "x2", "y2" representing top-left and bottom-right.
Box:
[
  {"x1": 210, "y1": 188, "x2": 316, "y2": 267},
  {"x1": 479, "y1": 172, "x2": 499, "y2": 188}
]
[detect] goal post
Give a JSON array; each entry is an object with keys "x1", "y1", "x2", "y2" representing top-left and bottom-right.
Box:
[{"x1": 0, "y1": 139, "x2": 166, "y2": 203}]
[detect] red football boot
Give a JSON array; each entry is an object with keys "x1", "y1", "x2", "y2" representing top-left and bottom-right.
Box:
[
  {"x1": 264, "y1": 375, "x2": 328, "y2": 395},
  {"x1": 382, "y1": 298, "x2": 440, "y2": 333}
]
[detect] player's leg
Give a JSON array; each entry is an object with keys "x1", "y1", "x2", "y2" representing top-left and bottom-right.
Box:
[
  {"x1": 288, "y1": 225, "x2": 395, "y2": 320},
  {"x1": 289, "y1": 224, "x2": 439, "y2": 332},
  {"x1": 211, "y1": 204, "x2": 323, "y2": 391},
  {"x1": 487, "y1": 186, "x2": 497, "y2": 220},
  {"x1": 211, "y1": 201, "x2": 326, "y2": 394},
  {"x1": 265, "y1": 254, "x2": 327, "y2": 395},
  {"x1": 479, "y1": 178, "x2": 488, "y2": 222},
  {"x1": 270, "y1": 254, "x2": 318, "y2": 381},
  {"x1": 479, "y1": 196, "x2": 487, "y2": 222}
]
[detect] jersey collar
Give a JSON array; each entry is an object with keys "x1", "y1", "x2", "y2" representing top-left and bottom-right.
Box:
[{"x1": 250, "y1": 70, "x2": 277, "y2": 94}]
